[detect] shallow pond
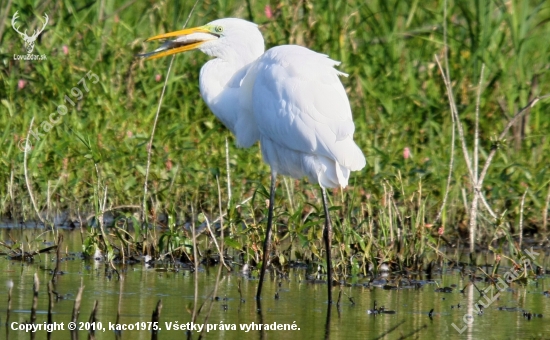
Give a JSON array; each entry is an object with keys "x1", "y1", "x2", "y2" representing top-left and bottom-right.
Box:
[{"x1": 0, "y1": 227, "x2": 549, "y2": 339}]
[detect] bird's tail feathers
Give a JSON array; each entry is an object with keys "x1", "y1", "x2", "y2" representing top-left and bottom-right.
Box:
[{"x1": 347, "y1": 143, "x2": 366, "y2": 171}]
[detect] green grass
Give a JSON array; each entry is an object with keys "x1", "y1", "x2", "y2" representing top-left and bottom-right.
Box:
[{"x1": 1, "y1": 0, "x2": 550, "y2": 272}]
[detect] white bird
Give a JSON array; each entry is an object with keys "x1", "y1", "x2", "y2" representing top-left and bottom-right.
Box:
[{"x1": 143, "y1": 18, "x2": 365, "y2": 304}]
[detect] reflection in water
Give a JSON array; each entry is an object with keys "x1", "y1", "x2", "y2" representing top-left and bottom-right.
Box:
[
  {"x1": 256, "y1": 299, "x2": 265, "y2": 340},
  {"x1": 197, "y1": 263, "x2": 224, "y2": 340},
  {"x1": 324, "y1": 304, "x2": 331, "y2": 340},
  {"x1": 151, "y1": 299, "x2": 162, "y2": 340},
  {"x1": 6, "y1": 279, "x2": 13, "y2": 340},
  {"x1": 0, "y1": 228, "x2": 549, "y2": 339},
  {"x1": 30, "y1": 274, "x2": 38, "y2": 340},
  {"x1": 88, "y1": 300, "x2": 99, "y2": 340}
]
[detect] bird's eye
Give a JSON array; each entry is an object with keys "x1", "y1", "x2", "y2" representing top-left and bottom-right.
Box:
[{"x1": 215, "y1": 25, "x2": 223, "y2": 33}]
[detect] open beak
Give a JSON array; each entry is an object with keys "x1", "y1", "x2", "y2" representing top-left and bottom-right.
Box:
[{"x1": 140, "y1": 26, "x2": 217, "y2": 60}]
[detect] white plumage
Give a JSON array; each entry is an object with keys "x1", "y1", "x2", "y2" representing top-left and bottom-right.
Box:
[
  {"x1": 144, "y1": 17, "x2": 365, "y2": 303},
  {"x1": 249, "y1": 45, "x2": 365, "y2": 187},
  {"x1": 144, "y1": 18, "x2": 365, "y2": 187}
]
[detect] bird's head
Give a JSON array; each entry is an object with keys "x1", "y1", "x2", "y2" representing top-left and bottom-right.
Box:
[{"x1": 143, "y1": 18, "x2": 264, "y2": 63}]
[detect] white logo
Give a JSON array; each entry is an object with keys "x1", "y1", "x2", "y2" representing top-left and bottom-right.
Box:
[{"x1": 12, "y1": 11, "x2": 48, "y2": 59}]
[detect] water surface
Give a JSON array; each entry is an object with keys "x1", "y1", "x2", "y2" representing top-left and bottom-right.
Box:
[{"x1": 1, "y1": 227, "x2": 548, "y2": 339}]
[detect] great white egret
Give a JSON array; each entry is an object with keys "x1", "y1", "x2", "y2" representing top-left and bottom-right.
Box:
[{"x1": 143, "y1": 18, "x2": 365, "y2": 303}]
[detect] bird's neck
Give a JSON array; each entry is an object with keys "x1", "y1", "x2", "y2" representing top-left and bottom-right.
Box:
[
  {"x1": 201, "y1": 57, "x2": 251, "y2": 91},
  {"x1": 199, "y1": 56, "x2": 257, "y2": 133}
]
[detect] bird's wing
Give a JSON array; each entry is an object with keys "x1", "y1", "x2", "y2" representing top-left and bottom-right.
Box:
[{"x1": 250, "y1": 45, "x2": 364, "y2": 170}]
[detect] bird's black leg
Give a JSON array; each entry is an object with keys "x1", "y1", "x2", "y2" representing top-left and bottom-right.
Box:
[
  {"x1": 321, "y1": 187, "x2": 333, "y2": 304},
  {"x1": 256, "y1": 169, "x2": 277, "y2": 300}
]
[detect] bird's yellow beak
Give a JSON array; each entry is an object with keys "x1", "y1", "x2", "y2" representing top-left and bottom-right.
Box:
[
  {"x1": 143, "y1": 26, "x2": 213, "y2": 60},
  {"x1": 146, "y1": 26, "x2": 211, "y2": 42}
]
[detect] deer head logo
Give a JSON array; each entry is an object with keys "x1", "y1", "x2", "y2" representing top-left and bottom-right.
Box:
[{"x1": 12, "y1": 11, "x2": 49, "y2": 54}]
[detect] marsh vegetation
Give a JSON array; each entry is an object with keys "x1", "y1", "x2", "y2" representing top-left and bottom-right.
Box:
[{"x1": 1, "y1": 0, "x2": 550, "y2": 338}]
